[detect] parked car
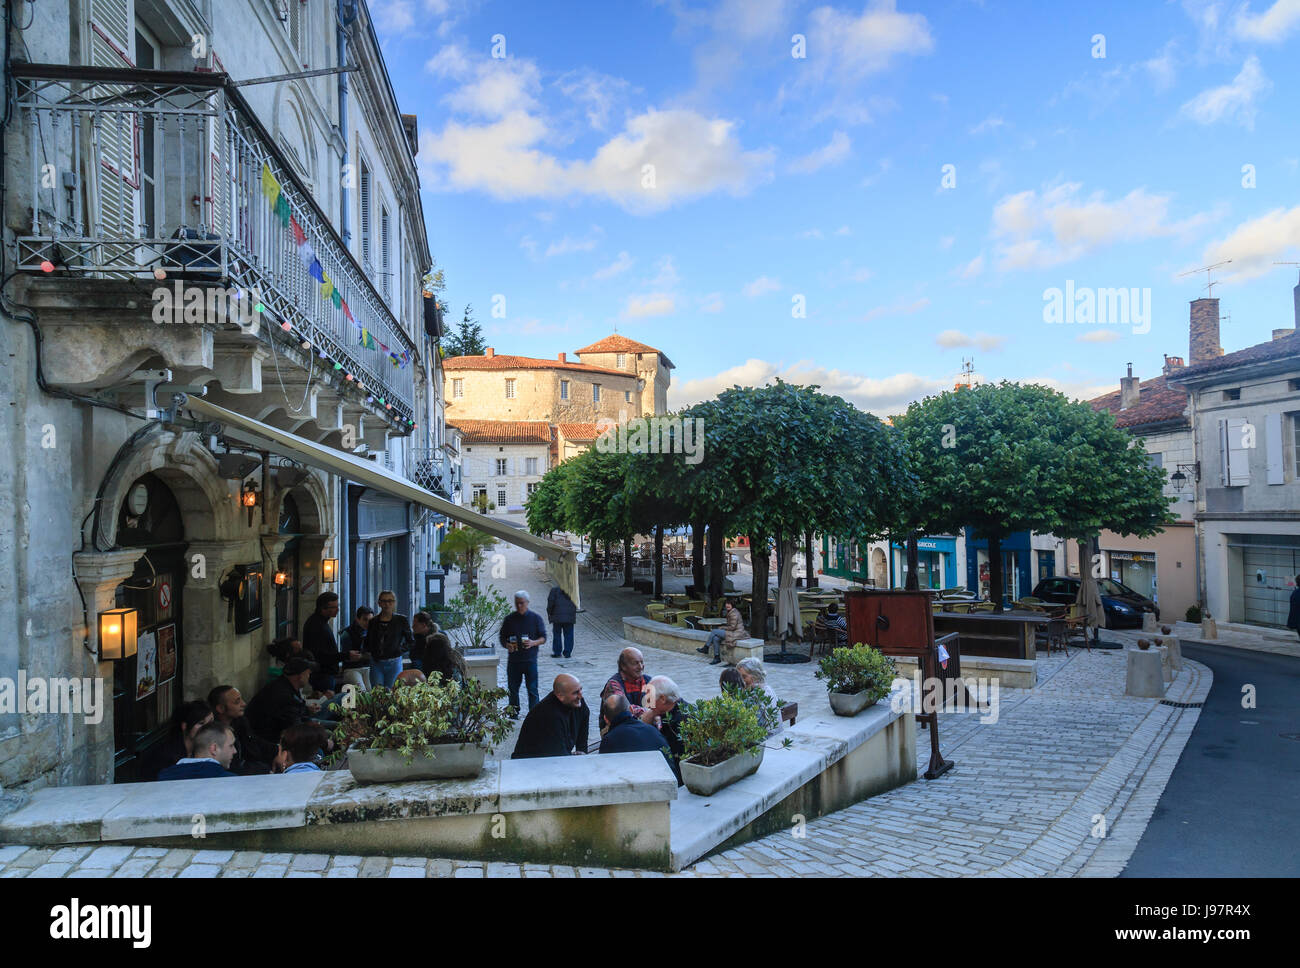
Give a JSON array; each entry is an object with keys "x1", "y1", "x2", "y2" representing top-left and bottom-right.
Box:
[{"x1": 1030, "y1": 576, "x2": 1159, "y2": 629}]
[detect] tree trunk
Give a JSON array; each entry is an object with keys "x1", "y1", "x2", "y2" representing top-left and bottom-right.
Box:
[
  {"x1": 749, "y1": 533, "x2": 770, "y2": 642},
  {"x1": 905, "y1": 533, "x2": 920, "y2": 591},
  {"x1": 653, "y1": 525, "x2": 664, "y2": 598},
  {"x1": 988, "y1": 533, "x2": 1004, "y2": 613},
  {"x1": 707, "y1": 522, "x2": 725, "y2": 601},
  {"x1": 691, "y1": 518, "x2": 706, "y2": 595},
  {"x1": 805, "y1": 531, "x2": 817, "y2": 588},
  {"x1": 622, "y1": 536, "x2": 634, "y2": 587}
]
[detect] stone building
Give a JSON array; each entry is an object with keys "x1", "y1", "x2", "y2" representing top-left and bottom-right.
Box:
[
  {"x1": 0, "y1": 0, "x2": 452, "y2": 789},
  {"x1": 1166, "y1": 291, "x2": 1300, "y2": 627},
  {"x1": 451, "y1": 420, "x2": 552, "y2": 513},
  {"x1": 443, "y1": 335, "x2": 674, "y2": 428}
]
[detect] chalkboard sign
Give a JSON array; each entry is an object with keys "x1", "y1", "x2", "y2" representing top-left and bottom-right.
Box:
[{"x1": 844, "y1": 589, "x2": 934, "y2": 656}]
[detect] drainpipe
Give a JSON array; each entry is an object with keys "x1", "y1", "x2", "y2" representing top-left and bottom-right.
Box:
[{"x1": 337, "y1": 0, "x2": 359, "y2": 245}]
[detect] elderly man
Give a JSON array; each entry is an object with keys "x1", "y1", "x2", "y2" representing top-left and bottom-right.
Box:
[
  {"x1": 598, "y1": 694, "x2": 674, "y2": 776},
  {"x1": 512, "y1": 674, "x2": 590, "y2": 759},
  {"x1": 600, "y1": 647, "x2": 650, "y2": 733},
  {"x1": 499, "y1": 590, "x2": 547, "y2": 715},
  {"x1": 639, "y1": 675, "x2": 685, "y2": 785}
]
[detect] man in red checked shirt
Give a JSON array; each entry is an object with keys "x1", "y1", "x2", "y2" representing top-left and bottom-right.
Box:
[{"x1": 599, "y1": 647, "x2": 651, "y2": 734}]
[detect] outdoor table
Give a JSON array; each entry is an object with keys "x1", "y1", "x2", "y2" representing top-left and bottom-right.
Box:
[
  {"x1": 932, "y1": 611, "x2": 1049, "y2": 660},
  {"x1": 697, "y1": 617, "x2": 726, "y2": 630}
]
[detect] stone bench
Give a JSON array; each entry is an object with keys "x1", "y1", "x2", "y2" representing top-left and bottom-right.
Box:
[
  {"x1": 622, "y1": 617, "x2": 764, "y2": 666},
  {"x1": 890, "y1": 652, "x2": 1037, "y2": 690}
]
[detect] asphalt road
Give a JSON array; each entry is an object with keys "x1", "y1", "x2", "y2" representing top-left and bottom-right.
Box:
[{"x1": 1121, "y1": 641, "x2": 1300, "y2": 877}]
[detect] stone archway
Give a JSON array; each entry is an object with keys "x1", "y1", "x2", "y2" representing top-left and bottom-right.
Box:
[
  {"x1": 872, "y1": 547, "x2": 888, "y2": 588},
  {"x1": 265, "y1": 468, "x2": 335, "y2": 636}
]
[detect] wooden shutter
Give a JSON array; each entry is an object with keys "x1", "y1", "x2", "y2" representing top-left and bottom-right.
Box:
[
  {"x1": 359, "y1": 161, "x2": 371, "y2": 264},
  {"x1": 88, "y1": 0, "x2": 138, "y2": 243},
  {"x1": 381, "y1": 208, "x2": 391, "y2": 298},
  {"x1": 1265, "y1": 412, "x2": 1284, "y2": 485},
  {"x1": 1220, "y1": 417, "x2": 1251, "y2": 486}
]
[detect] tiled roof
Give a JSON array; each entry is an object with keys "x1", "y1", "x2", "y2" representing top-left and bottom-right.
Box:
[
  {"x1": 576, "y1": 334, "x2": 675, "y2": 369},
  {"x1": 557, "y1": 422, "x2": 603, "y2": 441},
  {"x1": 1168, "y1": 330, "x2": 1300, "y2": 380},
  {"x1": 1089, "y1": 374, "x2": 1189, "y2": 430},
  {"x1": 445, "y1": 420, "x2": 552, "y2": 443},
  {"x1": 442, "y1": 354, "x2": 628, "y2": 378}
]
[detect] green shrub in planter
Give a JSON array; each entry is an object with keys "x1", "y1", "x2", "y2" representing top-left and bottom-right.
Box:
[
  {"x1": 330, "y1": 676, "x2": 514, "y2": 763},
  {"x1": 1185, "y1": 604, "x2": 1202, "y2": 624},
  {"x1": 677, "y1": 691, "x2": 768, "y2": 768},
  {"x1": 445, "y1": 588, "x2": 509, "y2": 651},
  {"x1": 815, "y1": 642, "x2": 897, "y2": 703}
]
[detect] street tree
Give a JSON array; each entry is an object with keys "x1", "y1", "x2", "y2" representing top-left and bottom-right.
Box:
[
  {"x1": 438, "y1": 526, "x2": 498, "y2": 591},
  {"x1": 442, "y1": 304, "x2": 486, "y2": 358}
]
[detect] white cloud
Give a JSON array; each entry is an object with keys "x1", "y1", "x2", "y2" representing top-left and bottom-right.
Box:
[
  {"x1": 371, "y1": 0, "x2": 416, "y2": 33},
  {"x1": 1202, "y1": 204, "x2": 1300, "y2": 281},
  {"x1": 554, "y1": 68, "x2": 633, "y2": 131},
  {"x1": 969, "y1": 116, "x2": 1006, "y2": 135},
  {"x1": 743, "y1": 275, "x2": 782, "y2": 298},
  {"x1": 955, "y1": 254, "x2": 984, "y2": 279},
  {"x1": 788, "y1": 131, "x2": 851, "y2": 174},
  {"x1": 669, "y1": 358, "x2": 947, "y2": 413},
  {"x1": 1179, "y1": 56, "x2": 1271, "y2": 130},
  {"x1": 648, "y1": 255, "x2": 679, "y2": 290},
  {"x1": 623, "y1": 293, "x2": 676, "y2": 317},
  {"x1": 544, "y1": 227, "x2": 604, "y2": 258},
  {"x1": 592, "y1": 251, "x2": 634, "y2": 280},
  {"x1": 835, "y1": 225, "x2": 851, "y2": 236},
  {"x1": 699, "y1": 292, "x2": 725, "y2": 313},
  {"x1": 991, "y1": 183, "x2": 1209, "y2": 271},
  {"x1": 805, "y1": 1, "x2": 935, "y2": 82},
  {"x1": 1076, "y1": 330, "x2": 1121, "y2": 343},
  {"x1": 863, "y1": 297, "x2": 929, "y2": 321},
  {"x1": 935, "y1": 329, "x2": 1005, "y2": 352},
  {"x1": 1143, "y1": 41, "x2": 1178, "y2": 91},
  {"x1": 1233, "y1": 0, "x2": 1300, "y2": 41},
  {"x1": 799, "y1": 228, "x2": 825, "y2": 240}
]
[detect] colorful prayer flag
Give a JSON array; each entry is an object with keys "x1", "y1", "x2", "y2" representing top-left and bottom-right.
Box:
[{"x1": 260, "y1": 163, "x2": 280, "y2": 202}]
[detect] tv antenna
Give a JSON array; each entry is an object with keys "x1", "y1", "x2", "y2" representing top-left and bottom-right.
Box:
[
  {"x1": 957, "y1": 357, "x2": 976, "y2": 389},
  {"x1": 1274, "y1": 260, "x2": 1300, "y2": 284},
  {"x1": 1179, "y1": 260, "x2": 1232, "y2": 297}
]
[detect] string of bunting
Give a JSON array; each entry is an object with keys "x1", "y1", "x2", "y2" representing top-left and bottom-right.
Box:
[{"x1": 261, "y1": 163, "x2": 411, "y2": 372}]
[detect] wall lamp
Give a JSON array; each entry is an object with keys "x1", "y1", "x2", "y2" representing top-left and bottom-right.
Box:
[
  {"x1": 241, "y1": 479, "x2": 260, "y2": 525},
  {"x1": 1169, "y1": 462, "x2": 1200, "y2": 492},
  {"x1": 98, "y1": 608, "x2": 138, "y2": 662},
  {"x1": 321, "y1": 558, "x2": 338, "y2": 583}
]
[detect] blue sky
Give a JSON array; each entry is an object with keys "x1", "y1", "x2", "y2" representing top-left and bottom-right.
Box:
[{"x1": 369, "y1": 0, "x2": 1300, "y2": 414}]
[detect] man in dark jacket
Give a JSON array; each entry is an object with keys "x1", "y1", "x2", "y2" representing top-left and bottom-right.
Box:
[
  {"x1": 208, "y1": 684, "x2": 276, "y2": 775},
  {"x1": 499, "y1": 590, "x2": 547, "y2": 714},
  {"x1": 547, "y1": 585, "x2": 578, "y2": 658},
  {"x1": 640, "y1": 675, "x2": 685, "y2": 785},
  {"x1": 247, "y1": 658, "x2": 313, "y2": 743},
  {"x1": 301, "y1": 592, "x2": 343, "y2": 693},
  {"x1": 512, "y1": 674, "x2": 590, "y2": 759},
  {"x1": 157, "y1": 722, "x2": 238, "y2": 780},
  {"x1": 597, "y1": 694, "x2": 674, "y2": 778},
  {"x1": 1289, "y1": 575, "x2": 1300, "y2": 641}
]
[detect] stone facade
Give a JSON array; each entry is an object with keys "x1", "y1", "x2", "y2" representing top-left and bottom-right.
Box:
[{"x1": 454, "y1": 422, "x2": 553, "y2": 513}]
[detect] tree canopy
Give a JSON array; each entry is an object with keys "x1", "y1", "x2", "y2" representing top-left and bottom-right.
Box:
[{"x1": 442, "y1": 304, "x2": 486, "y2": 358}]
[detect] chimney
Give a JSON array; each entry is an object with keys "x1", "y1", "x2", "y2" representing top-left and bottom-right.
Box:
[
  {"x1": 1189, "y1": 298, "x2": 1220, "y2": 364},
  {"x1": 1274, "y1": 329, "x2": 1293, "y2": 341},
  {"x1": 1119, "y1": 363, "x2": 1139, "y2": 410},
  {"x1": 557, "y1": 352, "x2": 566, "y2": 363},
  {"x1": 484, "y1": 347, "x2": 494, "y2": 358},
  {"x1": 1162, "y1": 354, "x2": 1185, "y2": 376},
  {"x1": 1294, "y1": 277, "x2": 1300, "y2": 329}
]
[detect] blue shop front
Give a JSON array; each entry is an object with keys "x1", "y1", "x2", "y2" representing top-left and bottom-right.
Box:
[
  {"x1": 889, "y1": 536, "x2": 958, "y2": 589},
  {"x1": 965, "y1": 530, "x2": 1035, "y2": 604}
]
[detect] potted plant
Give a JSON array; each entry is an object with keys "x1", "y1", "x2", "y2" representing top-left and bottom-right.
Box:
[
  {"x1": 445, "y1": 588, "x2": 509, "y2": 654},
  {"x1": 676, "y1": 691, "x2": 768, "y2": 796},
  {"x1": 332, "y1": 677, "x2": 514, "y2": 783},
  {"x1": 815, "y1": 643, "x2": 897, "y2": 716}
]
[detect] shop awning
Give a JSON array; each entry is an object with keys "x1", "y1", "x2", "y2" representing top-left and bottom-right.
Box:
[{"x1": 183, "y1": 397, "x2": 580, "y2": 607}]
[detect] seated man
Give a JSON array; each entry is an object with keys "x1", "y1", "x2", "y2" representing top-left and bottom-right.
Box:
[
  {"x1": 597, "y1": 694, "x2": 673, "y2": 775},
  {"x1": 599, "y1": 647, "x2": 650, "y2": 732},
  {"x1": 639, "y1": 675, "x2": 685, "y2": 785},
  {"x1": 157, "y1": 722, "x2": 238, "y2": 780},
  {"x1": 512, "y1": 674, "x2": 590, "y2": 759},
  {"x1": 246, "y1": 657, "x2": 314, "y2": 743},
  {"x1": 276, "y1": 722, "x2": 331, "y2": 774},
  {"x1": 208, "y1": 684, "x2": 276, "y2": 776},
  {"x1": 820, "y1": 603, "x2": 848, "y2": 645}
]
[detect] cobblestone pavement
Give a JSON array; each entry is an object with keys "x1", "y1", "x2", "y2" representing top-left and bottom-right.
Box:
[{"x1": 0, "y1": 532, "x2": 1209, "y2": 878}]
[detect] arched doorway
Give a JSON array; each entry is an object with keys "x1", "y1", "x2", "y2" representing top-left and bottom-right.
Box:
[{"x1": 112, "y1": 472, "x2": 188, "y2": 782}]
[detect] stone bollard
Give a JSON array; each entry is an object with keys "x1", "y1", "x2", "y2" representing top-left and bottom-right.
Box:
[
  {"x1": 1125, "y1": 647, "x2": 1166, "y2": 698},
  {"x1": 1156, "y1": 645, "x2": 1173, "y2": 683},
  {"x1": 1142, "y1": 611, "x2": 1158, "y2": 633},
  {"x1": 1164, "y1": 637, "x2": 1183, "y2": 671},
  {"x1": 1200, "y1": 615, "x2": 1217, "y2": 639}
]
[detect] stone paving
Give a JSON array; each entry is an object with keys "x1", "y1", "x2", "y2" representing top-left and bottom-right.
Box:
[{"x1": 0, "y1": 529, "x2": 1213, "y2": 878}]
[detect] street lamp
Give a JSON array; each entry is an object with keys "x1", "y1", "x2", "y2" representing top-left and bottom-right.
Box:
[
  {"x1": 1169, "y1": 462, "x2": 1200, "y2": 492},
  {"x1": 240, "y1": 480, "x2": 259, "y2": 525},
  {"x1": 98, "y1": 608, "x2": 138, "y2": 662}
]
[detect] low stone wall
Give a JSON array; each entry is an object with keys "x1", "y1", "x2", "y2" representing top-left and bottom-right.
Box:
[
  {"x1": 622, "y1": 616, "x2": 764, "y2": 664},
  {"x1": 891, "y1": 653, "x2": 1037, "y2": 690}
]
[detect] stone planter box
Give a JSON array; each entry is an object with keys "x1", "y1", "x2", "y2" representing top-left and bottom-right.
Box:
[
  {"x1": 680, "y1": 747, "x2": 764, "y2": 797},
  {"x1": 829, "y1": 690, "x2": 875, "y2": 716},
  {"x1": 347, "y1": 744, "x2": 486, "y2": 783}
]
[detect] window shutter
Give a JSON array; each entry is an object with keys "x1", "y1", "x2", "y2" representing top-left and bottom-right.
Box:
[
  {"x1": 381, "y1": 208, "x2": 391, "y2": 299},
  {"x1": 359, "y1": 162, "x2": 371, "y2": 264},
  {"x1": 89, "y1": 0, "x2": 138, "y2": 242},
  {"x1": 1223, "y1": 417, "x2": 1251, "y2": 486},
  {"x1": 1265, "y1": 412, "x2": 1284, "y2": 485}
]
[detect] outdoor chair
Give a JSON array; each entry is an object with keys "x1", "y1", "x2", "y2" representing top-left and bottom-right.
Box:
[{"x1": 687, "y1": 600, "x2": 708, "y2": 617}]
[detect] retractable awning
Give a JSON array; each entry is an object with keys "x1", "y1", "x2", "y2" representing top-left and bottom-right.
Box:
[{"x1": 184, "y1": 397, "x2": 580, "y2": 607}]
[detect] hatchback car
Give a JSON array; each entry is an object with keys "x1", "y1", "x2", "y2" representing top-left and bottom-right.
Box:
[{"x1": 1030, "y1": 576, "x2": 1159, "y2": 629}]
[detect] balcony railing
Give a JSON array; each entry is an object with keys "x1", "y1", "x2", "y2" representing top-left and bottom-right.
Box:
[
  {"x1": 12, "y1": 64, "x2": 417, "y2": 424},
  {"x1": 408, "y1": 446, "x2": 455, "y2": 498}
]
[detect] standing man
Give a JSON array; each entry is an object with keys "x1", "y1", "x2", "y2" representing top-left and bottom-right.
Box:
[
  {"x1": 1288, "y1": 574, "x2": 1300, "y2": 642},
  {"x1": 499, "y1": 590, "x2": 547, "y2": 715},
  {"x1": 301, "y1": 592, "x2": 343, "y2": 693},
  {"x1": 547, "y1": 584, "x2": 577, "y2": 658},
  {"x1": 512, "y1": 674, "x2": 589, "y2": 758},
  {"x1": 366, "y1": 590, "x2": 413, "y2": 689}
]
